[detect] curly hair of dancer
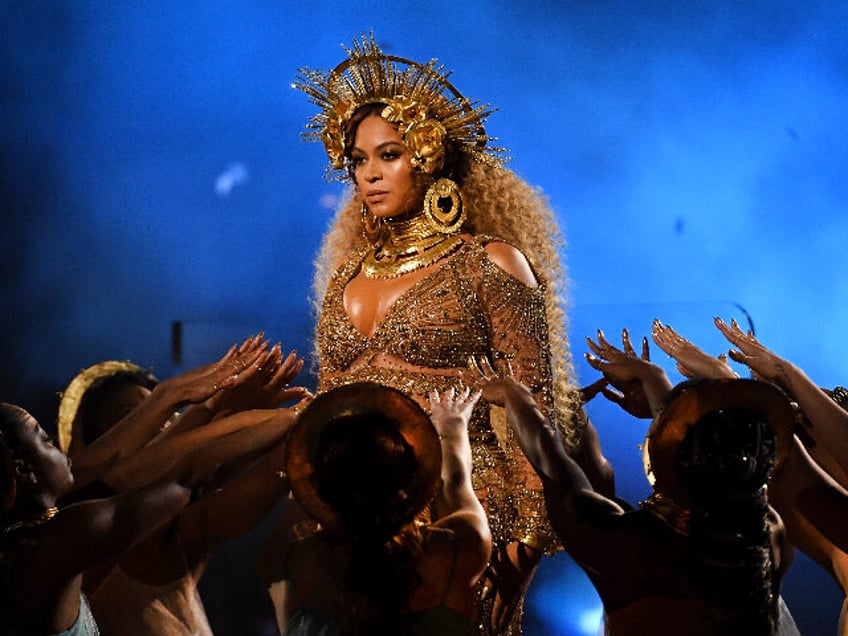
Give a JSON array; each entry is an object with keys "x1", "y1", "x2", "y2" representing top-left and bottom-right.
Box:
[{"x1": 681, "y1": 408, "x2": 779, "y2": 636}]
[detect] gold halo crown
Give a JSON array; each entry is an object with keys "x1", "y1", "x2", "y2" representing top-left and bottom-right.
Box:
[{"x1": 293, "y1": 32, "x2": 507, "y2": 182}]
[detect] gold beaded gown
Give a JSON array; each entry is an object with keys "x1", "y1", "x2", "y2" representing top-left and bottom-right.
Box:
[{"x1": 317, "y1": 234, "x2": 561, "y2": 635}]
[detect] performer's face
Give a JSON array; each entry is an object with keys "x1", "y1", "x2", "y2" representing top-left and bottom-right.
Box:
[
  {"x1": 3, "y1": 406, "x2": 74, "y2": 499},
  {"x1": 351, "y1": 115, "x2": 426, "y2": 219}
]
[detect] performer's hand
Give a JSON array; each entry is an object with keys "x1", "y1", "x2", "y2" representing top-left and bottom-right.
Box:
[
  {"x1": 652, "y1": 319, "x2": 738, "y2": 380},
  {"x1": 585, "y1": 329, "x2": 659, "y2": 419},
  {"x1": 429, "y1": 386, "x2": 480, "y2": 444},
  {"x1": 208, "y1": 344, "x2": 310, "y2": 416},
  {"x1": 155, "y1": 334, "x2": 266, "y2": 406},
  {"x1": 586, "y1": 329, "x2": 671, "y2": 418},
  {"x1": 579, "y1": 377, "x2": 608, "y2": 405},
  {"x1": 715, "y1": 317, "x2": 789, "y2": 386},
  {"x1": 465, "y1": 355, "x2": 534, "y2": 410}
]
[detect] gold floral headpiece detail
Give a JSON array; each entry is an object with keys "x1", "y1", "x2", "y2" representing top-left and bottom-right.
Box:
[{"x1": 293, "y1": 32, "x2": 506, "y2": 182}]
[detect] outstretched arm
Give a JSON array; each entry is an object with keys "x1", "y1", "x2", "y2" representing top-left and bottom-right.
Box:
[
  {"x1": 101, "y1": 406, "x2": 301, "y2": 493},
  {"x1": 170, "y1": 344, "x2": 310, "y2": 437},
  {"x1": 153, "y1": 335, "x2": 275, "y2": 438},
  {"x1": 716, "y1": 317, "x2": 848, "y2": 488},
  {"x1": 651, "y1": 319, "x2": 738, "y2": 380},
  {"x1": 770, "y1": 435, "x2": 848, "y2": 593},
  {"x1": 428, "y1": 387, "x2": 492, "y2": 550},
  {"x1": 176, "y1": 439, "x2": 292, "y2": 567},
  {"x1": 428, "y1": 387, "x2": 488, "y2": 526},
  {"x1": 70, "y1": 337, "x2": 267, "y2": 485},
  {"x1": 570, "y1": 407, "x2": 616, "y2": 499},
  {"x1": 469, "y1": 358, "x2": 625, "y2": 548}
]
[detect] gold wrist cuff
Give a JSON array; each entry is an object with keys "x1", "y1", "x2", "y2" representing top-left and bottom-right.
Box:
[{"x1": 517, "y1": 527, "x2": 560, "y2": 555}]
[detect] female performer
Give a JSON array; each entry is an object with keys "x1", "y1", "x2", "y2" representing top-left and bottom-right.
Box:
[
  {"x1": 294, "y1": 34, "x2": 612, "y2": 634},
  {"x1": 277, "y1": 383, "x2": 490, "y2": 635},
  {"x1": 471, "y1": 363, "x2": 801, "y2": 635}
]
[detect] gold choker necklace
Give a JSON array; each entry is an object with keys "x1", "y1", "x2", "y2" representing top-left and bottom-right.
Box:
[
  {"x1": 362, "y1": 213, "x2": 464, "y2": 279},
  {"x1": 2, "y1": 506, "x2": 59, "y2": 535}
]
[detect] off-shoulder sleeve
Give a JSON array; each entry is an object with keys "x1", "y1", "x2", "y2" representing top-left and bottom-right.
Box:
[{"x1": 470, "y1": 239, "x2": 563, "y2": 554}]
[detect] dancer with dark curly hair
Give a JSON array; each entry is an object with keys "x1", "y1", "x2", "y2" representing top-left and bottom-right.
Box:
[{"x1": 471, "y1": 350, "x2": 801, "y2": 635}]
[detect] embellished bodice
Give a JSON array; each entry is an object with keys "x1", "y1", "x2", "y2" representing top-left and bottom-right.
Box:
[
  {"x1": 318, "y1": 240, "x2": 493, "y2": 373},
  {"x1": 316, "y1": 235, "x2": 560, "y2": 553},
  {"x1": 318, "y1": 235, "x2": 554, "y2": 397}
]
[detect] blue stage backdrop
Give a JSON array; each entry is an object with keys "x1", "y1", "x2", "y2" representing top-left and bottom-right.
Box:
[{"x1": 2, "y1": 2, "x2": 846, "y2": 634}]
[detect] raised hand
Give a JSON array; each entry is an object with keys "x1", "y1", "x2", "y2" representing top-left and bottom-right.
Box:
[
  {"x1": 156, "y1": 334, "x2": 267, "y2": 407},
  {"x1": 652, "y1": 319, "x2": 738, "y2": 380},
  {"x1": 716, "y1": 316, "x2": 848, "y2": 491},
  {"x1": 464, "y1": 355, "x2": 522, "y2": 408},
  {"x1": 585, "y1": 329, "x2": 668, "y2": 419},
  {"x1": 715, "y1": 317, "x2": 789, "y2": 386},
  {"x1": 428, "y1": 386, "x2": 481, "y2": 442},
  {"x1": 207, "y1": 343, "x2": 311, "y2": 416}
]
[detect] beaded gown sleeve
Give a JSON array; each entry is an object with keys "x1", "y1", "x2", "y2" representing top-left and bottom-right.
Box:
[
  {"x1": 465, "y1": 237, "x2": 561, "y2": 554},
  {"x1": 316, "y1": 235, "x2": 561, "y2": 555}
]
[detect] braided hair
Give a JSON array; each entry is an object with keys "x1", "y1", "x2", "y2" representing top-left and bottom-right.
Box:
[{"x1": 678, "y1": 407, "x2": 779, "y2": 636}]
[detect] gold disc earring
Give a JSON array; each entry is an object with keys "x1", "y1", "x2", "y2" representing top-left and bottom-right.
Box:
[{"x1": 423, "y1": 178, "x2": 465, "y2": 235}]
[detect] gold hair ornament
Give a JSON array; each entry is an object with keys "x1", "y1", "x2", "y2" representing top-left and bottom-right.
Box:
[{"x1": 293, "y1": 32, "x2": 507, "y2": 181}]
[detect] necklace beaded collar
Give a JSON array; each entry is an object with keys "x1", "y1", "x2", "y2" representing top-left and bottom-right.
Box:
[
  {"x1": 2, "y1": 506, "x2": 59, "y2": 536},
  {"x1": 362, "y1": 213, "x2": 464, "y2": 279}
]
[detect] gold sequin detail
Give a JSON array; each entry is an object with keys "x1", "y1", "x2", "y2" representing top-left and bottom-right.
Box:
[{"x1": 317, "y1": 236, "x2": 561, "y2": 555}]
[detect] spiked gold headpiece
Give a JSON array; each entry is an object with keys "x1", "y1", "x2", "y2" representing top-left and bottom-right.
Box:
[{"x1": 294, "y1": 33, "x2": 506, "y2": 182}]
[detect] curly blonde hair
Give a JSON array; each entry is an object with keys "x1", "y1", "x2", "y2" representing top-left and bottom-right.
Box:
[{"x1": 311, "y1": 124, "x2": 581, "y2": 448}]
